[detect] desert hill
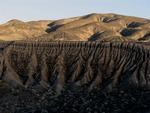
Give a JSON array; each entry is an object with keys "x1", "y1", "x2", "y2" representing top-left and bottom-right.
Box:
[
  {"x1": 0, "y1": 13, "x2": 150, "y2": 41},
  {"x1": 0, "y1": 19, "x2": 52, "y2": 41},
  {"x1": 0, "y1": 14, "x2": 150, "y2": 113}
]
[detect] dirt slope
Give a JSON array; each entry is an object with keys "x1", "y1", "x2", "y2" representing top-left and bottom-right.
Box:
[
  {"x1": 0, "y1": 41, "x2": 150, "y2": 113},
  {"x1": 0, "y1": 41, "x2": 150, "y2": 112},
  {"x1": 0, "y1": 41, "x2": 149, "y2": 90},
  {"x1": 0, "y1": 13, "x2": 150, "y2": 42},
  {"x1": 0, "y1": 19, "x2": 52, "y2": 41}
]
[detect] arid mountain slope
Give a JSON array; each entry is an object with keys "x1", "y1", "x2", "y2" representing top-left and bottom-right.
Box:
[
  {"x1": 0, "y1": 20, "x2": 52, "y2": 41},
  {"x1": 0, "y1": 41, "x2": 150, "y2": 91},
  {"x1": 0, "y1": 14, "x2": 150, "y2": 112},
  {"x1": 0, "y1": 41, "x2": 150, "y2": 112},
  {"x1": 0, "y1": 13, "x2": 150, "y2": 41}
]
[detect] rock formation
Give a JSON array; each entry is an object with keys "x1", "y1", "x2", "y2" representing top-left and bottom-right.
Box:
[
  {"x1": 0, "y1": 41, "x2": 150, "y2": 90},
  {"x1": 0, "y1": 41, "x2": 150, "y2": 112}
]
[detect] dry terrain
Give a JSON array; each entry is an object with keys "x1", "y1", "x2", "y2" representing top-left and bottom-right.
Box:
[
  {"x1": 0, "y1": 14, "x2": 150, "y2": 113},
  {"x1": 0, "y1": 13, "x2": 150, "y2": 42},
  {"x1": 0, "y1": 41, "x2": 150, "y2": 113}
]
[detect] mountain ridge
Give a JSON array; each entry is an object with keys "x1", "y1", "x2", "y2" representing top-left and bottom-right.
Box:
[
  {"x1": 0, "y1": 13, "x2": 150, "y2": 42},
  {"x1": 0, "y1": 14, "x2": 150, "y2": 112}
]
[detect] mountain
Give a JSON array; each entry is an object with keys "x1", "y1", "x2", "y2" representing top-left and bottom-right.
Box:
[
  {"x1": 0, "y1": 14, "x2": 150, "y2": 113},
  {"x1": 0, "y1": 19, "x2": 52, "y2": 41},
  {"x1": 0, "y1": 13, "x2": 150, "y2": 41}
]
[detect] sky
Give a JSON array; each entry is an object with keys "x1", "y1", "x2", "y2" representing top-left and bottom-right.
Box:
[{"x1": 0, "y1": 0, "x2": 150, "y2": 23}]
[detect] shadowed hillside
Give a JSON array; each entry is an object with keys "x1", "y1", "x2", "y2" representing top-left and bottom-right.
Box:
[
  {"x1": 0, "y1": 41, "x2": 150, "y2": 90},
  {"x1": 0, "y1": 41, "x2": 150, "y2": 113}
]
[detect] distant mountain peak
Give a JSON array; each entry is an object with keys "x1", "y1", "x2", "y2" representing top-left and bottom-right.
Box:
[
  {"x1": 6, "y1": 19, "x2": 24, "y2": 25},
  {"x1": 0, "y1": 13, "x2": 150, "y2": 42}
]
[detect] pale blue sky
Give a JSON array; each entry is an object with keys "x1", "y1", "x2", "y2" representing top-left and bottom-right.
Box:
[{"x1": 0, "y1": 0, "x2": 150, "y2": 23}]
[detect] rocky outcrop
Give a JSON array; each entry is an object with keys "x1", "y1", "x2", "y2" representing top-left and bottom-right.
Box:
[
  {"x1": 0, "y1": 41, "x2": 150, "y2": 113},
  {"x1": 0, "y1": 41, "x2": 150, "y2": 91}
]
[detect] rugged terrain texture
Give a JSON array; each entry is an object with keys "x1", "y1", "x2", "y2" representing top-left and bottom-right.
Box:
[
  {"x1": 0, "y1": 13, "x2": 150, "y2": 42},
  {"x1": 0, "y1": 41, "x2": 150, "y2": 113}
]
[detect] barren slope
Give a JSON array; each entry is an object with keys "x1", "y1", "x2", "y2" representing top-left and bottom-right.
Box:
[
  {"x1": 0, "y1": 20, "x2": 52, "y2": 41},
  {"x1": 0, "y1": 13, "x2": 150, "y2": 42},
  {"x1": 0, "y1": 41, "x2": 150, "y2": 112},
  {"x1": 0, "y1": 41, "x2": 150, "y2": 90},
  {"x1": 0, "y1": 14, "x2": 150, "y2": 112}
]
